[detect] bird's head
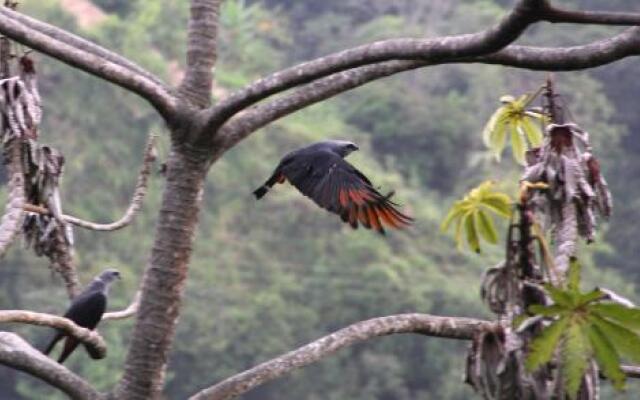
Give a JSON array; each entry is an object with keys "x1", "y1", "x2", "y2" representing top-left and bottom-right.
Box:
[
  {"x1": 325, "y1": 140, "x2": 359, "y2": 158},
  {"x1": 97, "y1": 268, "x2": 121, "y2": 285}
]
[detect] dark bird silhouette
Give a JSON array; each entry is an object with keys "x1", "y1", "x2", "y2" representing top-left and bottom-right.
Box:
[
  {"x1": 43, "y1": 269, "x2": 121, "y2": 363},
  {"x1": 253, "y1": 140, "x2": 413, "y2": 234}
]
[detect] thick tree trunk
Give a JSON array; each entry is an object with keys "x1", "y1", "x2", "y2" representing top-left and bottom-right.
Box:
[{"x1": 114, "y1": 141, "x2": 211, "y2": 400}]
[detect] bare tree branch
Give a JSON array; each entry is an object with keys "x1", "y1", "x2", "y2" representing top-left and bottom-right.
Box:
[
  {"x1": 217, "y1": 27, "x2": 640, "y2": 149},
  {"x1": 179, "y1": 0, "x2": 223, "y2": 108},
  {"x1": 0, "y1": 332, "x2": 103, "y2": 399},
  {"x1": 542, "y1": 4, "x2": 640, "y2": 25},
  {"x1": 0, "y1": 8, "x2": 177, "y2": 117},
  {"x1": 188, "y1": 314, "x2": 497, "y2": 400},
  {"x1": 0, "y1": 7, "x2": 166, "y2": 87},
  {"x1": 0, "y1": 310, "x2": 106, "y2": 358},
  {"x1": 0, "y1": 139, "x2": 25, "y2": 259},
  {"x1": 22, "y1": 133, "x2": 158, "y2": 231},
  {"x1": 102, "y1": 291, "x2": 140, "y2": 321},
  {"x1": 200, "y1": 1, "x2": 640, "y2": 133}
]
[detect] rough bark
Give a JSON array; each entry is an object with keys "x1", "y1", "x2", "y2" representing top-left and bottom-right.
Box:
[
  {"x1": 179, "y1": 0, "x2": 223, "y2": 108},
  {"x1": 113, "y1": 144, "x2": 211, "y2": 400},
  {"x1": 0, "y1": 139, "x2": 25, "y2": 259}
]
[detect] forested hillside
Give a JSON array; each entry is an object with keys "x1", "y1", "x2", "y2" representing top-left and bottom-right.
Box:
[{"x1": 1, "y1": 0, "x2": 639, "y2": 398}]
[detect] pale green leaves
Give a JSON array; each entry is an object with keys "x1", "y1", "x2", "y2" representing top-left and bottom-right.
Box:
[
  {"x1": 441, "y1": 181, "x2": 512, "y2": 253},
  {"x1": 483, "y1": 93, "x2": 546, "y2": 164},
  {"x1": 526, "y1": 261, "x2": 640, "y2": 398}
]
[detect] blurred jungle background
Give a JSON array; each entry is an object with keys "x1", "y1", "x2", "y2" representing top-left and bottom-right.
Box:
[{"x1": 1, "y1": 0, "x2": 639, "y2": 398}]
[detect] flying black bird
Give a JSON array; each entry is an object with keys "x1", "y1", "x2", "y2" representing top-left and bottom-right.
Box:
[
  {"x1": 253, "y1": 140, "x2": 413, "y2": 234},
  {"x1": 43, "y1": 269, "x2": 121, "y2": 363}
]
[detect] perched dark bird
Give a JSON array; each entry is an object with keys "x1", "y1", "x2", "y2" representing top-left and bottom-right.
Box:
[
  {"x1": 43, "y1": 269, "x2": 121, "y2": 363},
  {"x1": 253, "y1": 140, "x2": 413, "y2": 234}
]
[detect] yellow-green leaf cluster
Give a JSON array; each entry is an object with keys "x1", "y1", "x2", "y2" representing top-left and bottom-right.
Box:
[
  {"x1": 526, "y1": 261, "x2": 640, "y2": 399},
  {"x1": 483, "y1": 93, "x2": 546, "y2": 165},
  {"x1": 441, "y1": 181, "x2": 512, "y2": 253}
]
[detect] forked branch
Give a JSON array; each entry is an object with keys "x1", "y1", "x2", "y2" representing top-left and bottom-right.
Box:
[
  {"x1": 218, "y1": 27, "x2": 640, "y2": 148},
  {"x1": 201, "y1": 1, "x2": 640, "y2": 134}
]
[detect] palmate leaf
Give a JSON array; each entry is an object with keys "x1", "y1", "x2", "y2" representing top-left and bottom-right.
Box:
[
  {"x1": 528, "y1": 259, "x2": 640, "y2": 395},
  {"x1": 585, "y1": 323, "x2": 626, "y2": 390},
  {"x1": 562, "y1": 320, "x2": 590, "y2": 399},
  {"x1": 526, "y1": 316, "x2": 570, "y2": 372},
  {"x1": 441, "y1": 181, "x2": 512, "y2": 253},
  {"x1": 482, "y1": 92, "x2": 545, "y2": 163}
]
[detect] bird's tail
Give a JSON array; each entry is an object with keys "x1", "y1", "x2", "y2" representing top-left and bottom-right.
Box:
[
  {"x1": 253, "y1": 185, "x2": 269, "y2": 199},
  {"x1": 42, "y1": 332, "x2": 63, "y2": 355},
  {"x1": 253, "y1": 171, "x2": 285, "y2": 199},
  {"x1": 58, "y1": 337, "x2": 79, "y2": 364}
]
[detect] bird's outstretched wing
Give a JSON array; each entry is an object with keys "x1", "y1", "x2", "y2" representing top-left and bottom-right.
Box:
[{"x1": 283, "y1": 151, "x2": 412, "y2": 233}]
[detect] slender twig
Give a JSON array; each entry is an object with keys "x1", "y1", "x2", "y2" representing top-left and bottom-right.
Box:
[
  {"x1": 22, "y1": 134, "x2": 157, "y2": 231},
  {"x1": 102, "y1": 291, "x2": 140, "y2": 321}
]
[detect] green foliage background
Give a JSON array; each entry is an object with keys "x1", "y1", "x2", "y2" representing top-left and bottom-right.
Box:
[{"x1": 0, "y1": 0, "x2": 639, "y2": 398}]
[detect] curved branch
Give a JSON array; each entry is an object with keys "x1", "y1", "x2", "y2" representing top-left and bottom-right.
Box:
[
  {"x1": 188, "y1": 314, "x2": 496, "y2": 400},
  {"x1": 0, "y1": 332, "x2": 103, "y2": 399},
  {"x1": 102, "y1": 291, "x2": 140, "y2": 321},
  {"x1": 23, "y1": 133, "x2": 157, "y2": 231},
  {"x1": 218, "y1": 27, "x2": 640, "y2": 148},
  {"x1": 0, "y1": 139, "x2": 25, "y2": 258},
  {"x1": 179, "y1": 0, "x2": 223, "y2": 108},
  {"x1": 200, "y1": 1, "x2": 640, "y2": 133},
  {"x1": 0, "y1": 7, "x2": 166, "y2": 87},
  {"x1": 0, "y1": 9, "x2": 177, "y2": 117},
  {"x1": 0, "y1": 310, "x2": 106, "y2": 358},
  {"x1": 199, "y1": 0, "x2": 541, "y2": 132}
]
